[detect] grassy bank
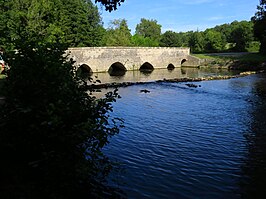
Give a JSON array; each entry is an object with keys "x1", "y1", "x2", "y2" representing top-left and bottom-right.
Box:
[
  {"x1": 0, "y1": 74, "x2": 6, "y2": 96},
  {"x1": 194, "y1": 52, "x2": 265, "y2": 62},
  {"x1": 193, "y1": 52, "x2": 266, "y2": 71}
]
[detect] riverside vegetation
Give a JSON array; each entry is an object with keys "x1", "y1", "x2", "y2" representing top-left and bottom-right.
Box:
[{"x1": 0, "y1": 0, "x2": 126, "y2": 198}]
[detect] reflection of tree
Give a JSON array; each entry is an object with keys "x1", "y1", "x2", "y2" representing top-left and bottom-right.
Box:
[{"x1": 241, "y1": 74, "x2": 266, "y2": 198}]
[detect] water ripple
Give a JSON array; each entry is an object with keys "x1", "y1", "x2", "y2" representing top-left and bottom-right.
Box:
[{"x1": 104, "y1": 75, "x2": 266, "y2": 198}]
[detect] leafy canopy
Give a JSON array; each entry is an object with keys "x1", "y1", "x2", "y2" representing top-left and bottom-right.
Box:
[
  {"x1": 0, "y1": 0, "x2": 125, "y2": 198},
  {"x1": 0, "y1": 0, "x2": 105, "y2": 49},
  {"x1": 252, "y1": 0, "x2": 266, "y2": 54},
  {"x1": 104, "y1": 19, "x2": 132, "y2": 46}
]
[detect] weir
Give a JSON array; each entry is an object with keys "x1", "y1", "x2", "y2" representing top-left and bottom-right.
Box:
[{"x1": 67, "y1": 47, "x2": 201, "y2": 73}]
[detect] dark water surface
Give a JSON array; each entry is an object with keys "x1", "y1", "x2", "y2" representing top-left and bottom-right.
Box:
[{"x1": 102, "y1": 70, "x2": 266, "y2": 199}]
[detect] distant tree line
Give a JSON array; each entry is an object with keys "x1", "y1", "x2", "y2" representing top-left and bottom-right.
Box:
[
  {"x1": 1, "y1": 0, "x2": 265, "y2": 54},
  {"x1": 104, "y1": 19, "x2": 259, "y2": 53}
]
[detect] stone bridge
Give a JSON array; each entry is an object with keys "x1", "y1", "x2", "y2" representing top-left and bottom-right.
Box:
[{"x1": 67, "y1": 47, "x2": 201, "y2": 74}]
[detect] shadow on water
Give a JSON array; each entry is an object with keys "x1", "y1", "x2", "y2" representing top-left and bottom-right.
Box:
[
  {"x1": 109, "y1": 70, "x2": 126, "y2": 77},
  {"x1": 92, "y1": 68, "x2": 238, "y2": 85},
  {"x1": 76, "y1": 66, "x2": 93, "y2": 80},
  {"x1": 139, "y1": 69, "x2": 153, "y2": 76},
  {"x1": 108, "y1": 62, "x2": 127, "y2": 77},
  {"x1": 241, "y1": 74, "x2": 266, "y2": 198}
]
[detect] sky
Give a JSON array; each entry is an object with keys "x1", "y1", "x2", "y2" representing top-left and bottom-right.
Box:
[{"x1": 95, "y1": 0, "x2": 259, "y2": 34}]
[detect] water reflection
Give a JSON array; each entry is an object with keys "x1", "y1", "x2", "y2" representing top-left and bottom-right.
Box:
[
  {"x1": 90, "y1": 67, "x2": 238, "y2": 84},
  {"x1": 167, "y1": 64, "x2": 175, "y2": 70},
  {"x1": 109, "y1": 70, "x2": 126, "y2": 77},
  {"x1": 77, "y1": 64, "x2": 93, "y2": 79},
  {"x1": 241, "y1": 74, "x2": 266, "y2": 198}
]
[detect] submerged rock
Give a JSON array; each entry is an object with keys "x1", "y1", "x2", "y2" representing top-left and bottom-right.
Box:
[
  {"x1": 185, "y1": 83, "x2": 198, "y2": 88},
  {"x1": 85, "y1": 71, "x2": 263, "y2": 91},
  {"x1": 140, "y1": 89, "x2": 150, "y2": 93}
]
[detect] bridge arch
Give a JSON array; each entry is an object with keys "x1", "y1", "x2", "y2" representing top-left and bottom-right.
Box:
[
  {"x1": 77, "y1": 64, "x2": 93, "y2": 77},
  {"x1": 67, "y1": 47, "x2": 200, "y2": 72},
  {"x1": 167, "y1": 63, "x2": 175, "y2": 70},
  {"x1": 108, "y1": 62, "x2": 127, "y2": 76},
  {"x1": 139, "y1": 62, "x2": 154, "y2": 71},
  {"x1": 181, "y1": 59, "x2": 187, "y2": 65}
]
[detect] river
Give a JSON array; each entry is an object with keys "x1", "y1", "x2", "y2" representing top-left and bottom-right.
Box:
[{"x1": 97, "y1": 68, "x2": 266, "y2": 199}]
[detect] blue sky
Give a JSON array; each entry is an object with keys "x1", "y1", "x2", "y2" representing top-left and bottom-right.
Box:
[{"x1": 96, "y1": 0, "x2": 259, "y2": 33}]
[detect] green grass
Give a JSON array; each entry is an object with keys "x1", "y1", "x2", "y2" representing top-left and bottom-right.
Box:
[
  {"x1": 192, "y1": 53, "x2": 235, "y2": 60},
  {"x1": 0, "y1": 74, "x2": 6, "y2": 96},
  {"x1": 237, "y1": 53, "x2": 266, "y2": 63},
  {"x1": 0, "y1": 74, "x2": 6, "y2": 79},
  {"x1": 193, "y1": 52, "x2": 266, "y2": 63}
]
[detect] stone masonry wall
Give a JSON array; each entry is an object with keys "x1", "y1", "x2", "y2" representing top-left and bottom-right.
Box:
[{"x1": 67, "y1": 47, "x2": 198, "y2": 73}]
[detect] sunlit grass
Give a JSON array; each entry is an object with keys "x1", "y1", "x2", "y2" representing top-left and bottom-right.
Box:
[
  {"x1": 0, "y1": 74, "x2": 6, "y2": 79},
  {"x1": 237, "y1": 53, "x2": 266, "y2": 63},
  {"x1": 193, "y1": 52, "x2": 266, "y2": 63},
  {"x1": 0, "y1": 74, "x2": 6, "y2": 96}
]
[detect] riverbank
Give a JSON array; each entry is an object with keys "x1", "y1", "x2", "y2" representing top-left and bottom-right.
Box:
[{"x1": 193, "y1": 52, "x2": 266, "y2": 71}]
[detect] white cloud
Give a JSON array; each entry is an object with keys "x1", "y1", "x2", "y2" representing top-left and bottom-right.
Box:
[
  {"x1": 206, "y1": 15, "x2": 235, "y2": 21},
  {"x1": 178, "y1": 0, "x2": 214, "y2": 5}
]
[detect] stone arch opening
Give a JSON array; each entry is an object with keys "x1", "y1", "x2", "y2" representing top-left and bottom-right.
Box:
[
  {"x1": 167, "y1": 63, "x2": 175, "y2": 70},
  {"x1": 139, "y1": 62, "x2": 154, "y2": 71},
  {"x1": 77, "y1": 64, "x2": 93, "y2": 78},
  {"x1": 181, "y1": 59, "x2": 187, "y2": 65},
  {"x1": 108, "y1": 62, "x2": 127, "y2": 76}
]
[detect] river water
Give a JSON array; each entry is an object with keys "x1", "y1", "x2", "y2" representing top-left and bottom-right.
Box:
[{"x1": 99, "y1": 68, "x2": 266, "y2": 199}]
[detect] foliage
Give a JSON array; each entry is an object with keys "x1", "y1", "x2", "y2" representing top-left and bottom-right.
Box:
[
  {"x1": 0, "y1": 43, "x2": 124, "y2": 199},
  {"x1": 213, "y1": 23, "x2": 232, "y2": 43},
  {"x1": 95, "y1": 0, "x2": 125, "y2": 12},
  {"x1": 103, "y1": 19, "x2": 132, "y2": 46},
  {"x1": 230, "y1": 21, "x2": 254, "y2": 52},
  {"x1": 246, "y1": 41, "x2": 261, "y2": 52},
  {"x1": 0, "y1": 0, "x2": 125, "y2": 198},
  {"x1": 188, "y1": 31, "x2": 205, "y2": 53},
  {"x1": 203, "y1": 29, "x2": 225, "y2": 52},
  {"x1": 252, "y1": 0, "x2": 266, "y2": 54},
  {"x1": 135, "y1": 18, "x2": 162, "y2": 43},
  {"x1": 131, "y1": 34, "x2": 159, "y2": 47},
  {"x1": 0, "y1": 0, "x2": 104, "y2": 48},
  {"x1": 160, "y1": 31, "x2": 182, "y2": 47}
]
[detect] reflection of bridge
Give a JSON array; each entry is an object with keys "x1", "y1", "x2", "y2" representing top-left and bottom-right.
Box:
[{"x1": 67, "y1": 47, "x2": 201, "y2": 74}]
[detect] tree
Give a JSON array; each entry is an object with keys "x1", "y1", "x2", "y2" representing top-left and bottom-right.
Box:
[
  {"x1": 204, "y1": 29, "x2": 225, "y2": 52},
  {"x1": 188, "y1": 31, "x2": 205, "y2": 53},
  {"x1": 95, "y1": 0, "x2": 125, "y2": 11},
  {"x1": 0, "y1": 0, "x2": 125, "y2": 198},
  {"x1": 130, "y1": 34, "x2": 158, "y2": 47},
  {"x1": 0, "y1": 0, "x2": 105, "y2": 48},
  {"x1": 103, "y1": 18, "x2": 132, "y2": 46},
  {"x1": 59, "y1": 0, "x2": 105, "y2": 47},
  {"x1": 252, "y1": 0, "x2": 266, "y2": 54},
  {"x1": 230, "y1": 21, "x2": 254, "y2": 52},
  {"x1": 160, "y1": 30, "x2": 182, "y2": 47},
  {"x1": 213, "y1": 23, "x2": 233, "y2": 44},
  {"x1": 135, "y1": 18, "x2": 162, "y2": 43}
]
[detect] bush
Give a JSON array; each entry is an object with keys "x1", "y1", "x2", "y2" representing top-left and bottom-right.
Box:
[{"x1": 0, "y1": 43, "x2": 123, "y2": 198}]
